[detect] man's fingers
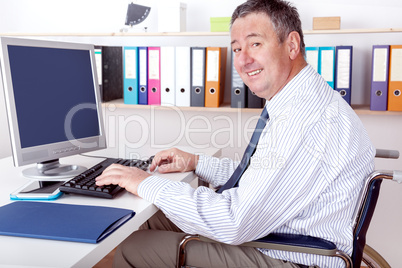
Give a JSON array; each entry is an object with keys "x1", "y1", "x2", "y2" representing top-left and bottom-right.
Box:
[
  {"x1": 150, "y1": 151, "x2": 174, "y2": 172},
  {"x1": 157, "y1": 162, "x2": 181, "y2": 173},
  {"x1": 96, "y1": 164, "x2": 130, "y2": 185}
]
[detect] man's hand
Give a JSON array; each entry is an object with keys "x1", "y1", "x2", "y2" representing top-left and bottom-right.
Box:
[
  {"x1": 95, "y1": 164, "x2": 150, "y2": 196},
  {"x1": 149, "y1": 148, "x2": 199, "y2": 173},
  {"x1": 95, "y1": 148, "x2": 198, "y2": 196}
]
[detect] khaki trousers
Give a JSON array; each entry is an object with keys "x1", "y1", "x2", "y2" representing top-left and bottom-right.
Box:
[{"x1": 113, "y1": 210, "x2": 306, "y2": 268}]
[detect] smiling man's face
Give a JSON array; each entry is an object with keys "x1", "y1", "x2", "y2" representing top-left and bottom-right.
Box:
[{"x1": 231, "y1": 12, "x2": 294, "y2": 100}]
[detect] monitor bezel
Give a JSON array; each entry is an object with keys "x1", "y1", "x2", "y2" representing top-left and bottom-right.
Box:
[{"x1": 0, "y1": 37, "x2": 107, "y2": 169}]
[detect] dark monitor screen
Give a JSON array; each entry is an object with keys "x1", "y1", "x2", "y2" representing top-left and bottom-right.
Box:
[{"x1": 8, "y1": 45, "x2": 100, "y2": 148}]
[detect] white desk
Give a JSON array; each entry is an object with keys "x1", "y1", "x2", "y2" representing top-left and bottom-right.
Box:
[{"x1": 0, "y1": 146, "x2": 220, "y2": 268}]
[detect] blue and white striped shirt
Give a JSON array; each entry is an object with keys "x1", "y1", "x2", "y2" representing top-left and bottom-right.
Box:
[{"x1": 139, "y1": 65, "x2": 375, "y2": 267}]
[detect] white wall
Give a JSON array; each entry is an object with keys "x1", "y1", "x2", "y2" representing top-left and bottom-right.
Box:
[
  {"x1": 1, "y1": 0, "x2": 402, "y2": 32},
  {"x1": 1, "y1": 0, "x2": 402, "y2": 266}
]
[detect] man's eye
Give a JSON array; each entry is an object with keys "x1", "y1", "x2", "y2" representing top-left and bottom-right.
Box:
[
  {"x1": 233, "y1": 48, "x2": 241, "y2": 53},
  {"x1": 253, "y1": 43, "x2": 261, "y2": 47}
]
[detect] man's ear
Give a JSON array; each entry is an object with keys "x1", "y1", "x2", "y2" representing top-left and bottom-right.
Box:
[{"x1": 287, "y1": 31, "x2": 301, "y2": 60}]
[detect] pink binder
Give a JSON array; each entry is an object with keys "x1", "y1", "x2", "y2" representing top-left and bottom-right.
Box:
[{"x1": 147, "y1": 47, "x2": 161, "y2": 105}]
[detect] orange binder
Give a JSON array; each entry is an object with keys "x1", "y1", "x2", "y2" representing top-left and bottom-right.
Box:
[
  {"x1": 388, "y1": 45, "x2": 402, "y2": 111},
  {"x1": 205, "y1": 47, "x2": 227, "y2": 107}
]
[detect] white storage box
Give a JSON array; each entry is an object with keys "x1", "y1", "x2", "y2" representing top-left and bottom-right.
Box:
[{"x1": 158, "y1": 2, "x2": 187, "y2": 32}]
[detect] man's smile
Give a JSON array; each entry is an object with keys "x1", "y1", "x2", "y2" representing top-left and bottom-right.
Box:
[{"x1": 247, "y1": 69, "x2": 263, "y2": 76}]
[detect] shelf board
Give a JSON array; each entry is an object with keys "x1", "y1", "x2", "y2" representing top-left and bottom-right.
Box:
[
  {"x1": 2, "y1": 28, "x2": 402, "y2": 37},
  {"x1": 102, "y1": 99, "x2": 262, "y2": 113},
  {"x1": 102, "y1": 99, "x2": 402, "y2": 115},
  {"x1": 303, "y1": 28, "x2": 402, "y2": 35},
  {"x1": 352, "y1": 105, "x2": 402, "y2": 115}
]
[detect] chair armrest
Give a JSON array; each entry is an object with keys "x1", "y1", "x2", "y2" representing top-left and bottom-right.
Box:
[
  {"x1": 393, "y1": 170, "x2": 402, "y2": 184},
  {"x1": 181, "y1": 234, "x2": 351, "y2": 268},
  {"x1": 375, "y1": 149, "x2": 399, "y2": 159},
  {"x1": 198, "y1": 233, "x2": 338, "y2": 255},
  {"x1": 240, "y1": 233, "x2": 338, "y2": 255}
]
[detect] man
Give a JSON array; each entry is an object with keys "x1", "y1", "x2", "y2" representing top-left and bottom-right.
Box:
[{"x1": 96, "y1": 0, "x2": 375, "y2": 267}]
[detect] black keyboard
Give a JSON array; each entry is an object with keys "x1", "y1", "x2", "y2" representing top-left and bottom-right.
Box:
[{"x1": 59, "y1": 157, "x2": 153, "y2": 199}]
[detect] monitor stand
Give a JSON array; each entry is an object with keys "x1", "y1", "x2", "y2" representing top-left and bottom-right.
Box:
[{"x1": 22, "y1": 159, "x2": 87, "y2": 180}]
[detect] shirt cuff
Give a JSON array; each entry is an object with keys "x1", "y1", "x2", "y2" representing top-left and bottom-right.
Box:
[
  {"x1": 137, "y1": 175, "x2": 173, "y2": 203},
  {"x1": 195, "y1": 154, "x2": 210, "y2": 178}
]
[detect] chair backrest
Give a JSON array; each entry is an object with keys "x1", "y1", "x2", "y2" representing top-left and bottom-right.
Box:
[
  {"x1": 351, "y1": 172, "x2": 388, "y2": 266},
  {"x1": 350, "y1": 150, "x2": 400, "y2": 266}
]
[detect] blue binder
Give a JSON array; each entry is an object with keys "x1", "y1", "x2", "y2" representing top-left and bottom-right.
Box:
[
  {"x1": 0, "y1": 201, "x2": 134, "y2": 243},
  {"x1": 123, "y1": 47, "x2": 139, "y2": 104},
  {"x1": 319, "y1": 46, "x2": 336, "y2": 88},
  {"x1": 370, "y1": 45, "x2": 390, "y2": 111},
  {"x1": 138, "y1": 47, "x2": 148, "y2": 105},
  {"x1": 335, "y1": 46, "x2": 353, "y2": 104},
  {"x1": 305, "y1": 46, "x2": 320, "y2": 73}
]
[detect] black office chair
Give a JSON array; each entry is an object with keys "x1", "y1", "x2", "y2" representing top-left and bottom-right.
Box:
[{"x1": 177, "y1": 149, "x2": 401, "y2": 268}]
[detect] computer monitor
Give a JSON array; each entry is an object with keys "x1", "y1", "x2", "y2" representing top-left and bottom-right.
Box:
[{"x1": 0, "y1": 37, "x2": 106, "y2": 180}]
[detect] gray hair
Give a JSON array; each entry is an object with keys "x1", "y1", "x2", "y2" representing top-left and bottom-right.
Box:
[{"x1": 231, "y1": 0, "x2": 305, "y2": 57}]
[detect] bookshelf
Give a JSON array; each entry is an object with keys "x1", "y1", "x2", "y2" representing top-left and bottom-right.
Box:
[{"x1": 2, "y1": 29, "x2": 402, "y2": 115}]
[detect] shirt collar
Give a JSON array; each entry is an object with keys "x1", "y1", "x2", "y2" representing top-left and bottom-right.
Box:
[{"x1": 264, "y1": 64, "x2": 315, "y2": 119}]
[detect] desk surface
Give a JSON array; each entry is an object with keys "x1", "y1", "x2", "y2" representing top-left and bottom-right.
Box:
[{"x1": 0, "y1": 146, "x2": 221, "y2": 268}]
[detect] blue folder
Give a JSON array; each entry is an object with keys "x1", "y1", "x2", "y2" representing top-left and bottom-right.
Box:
[
  {"x1": 138, "y1": 46, "x2": 148, "y2": 105},
  {"x1": 319, "y1": 46, "x2": 336, "y2": 88},
  {"x1": 123, "y1": 46, "x2": 139, "y2": 105},
  {"x1": 370, "y1": 45, "x2": 390, "y2": 111},
  {"x1": 305, "y1": 46, "x2": 320, "y2": 73},
  {"x1": 0, "y1": 201, "x2": 134, "y2": 243},
  {"x1": 335, "y1": 46, "x2": 353, "y2": 105}
]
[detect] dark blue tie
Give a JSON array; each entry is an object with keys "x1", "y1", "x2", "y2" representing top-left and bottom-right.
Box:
[{"x1": 217, "y1": 107, "x2": 269, "y2": 193}]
